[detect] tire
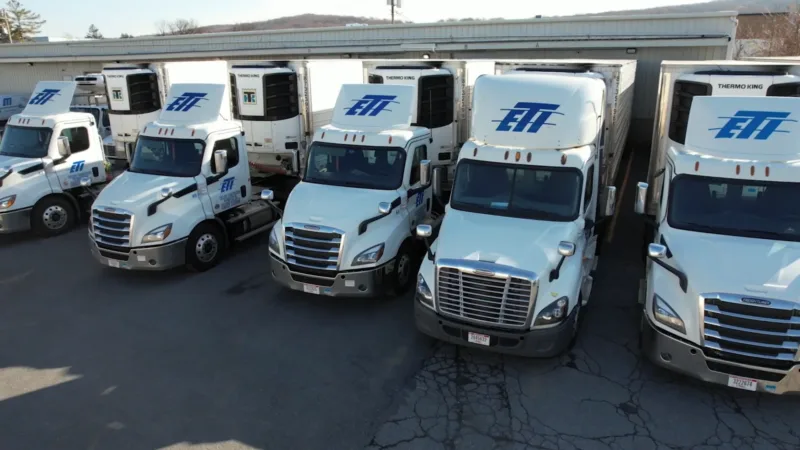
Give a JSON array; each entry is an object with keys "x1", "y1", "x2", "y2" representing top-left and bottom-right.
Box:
[
  {"x1": 568, "y1": 296, "x2": 584, "y2": 348},
  {"x1": 32, "y1": 196, "x2": 75, "y2": 237},
  {"x1": 185, "y1": 222, "x2": 226, "y2": 272},
  {"x1": 391, "y1": 241, "x2": 415, "y2": 296}
]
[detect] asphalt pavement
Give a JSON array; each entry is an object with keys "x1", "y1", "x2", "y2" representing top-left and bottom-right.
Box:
[{"x1": 1, "y1": 150, "x2": 799, "y2": 450}]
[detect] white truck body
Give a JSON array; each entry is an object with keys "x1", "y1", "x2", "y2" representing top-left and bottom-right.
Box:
[
  {"x1": 636, "y1": 95, "x2": 800, "y2": 395},
  {"x1": 89, "y1": 82, "x2": 276, "y2": 272},
  {"x1": 1, "y1": 94, "x2": 29, "y2": 124},
  {"x1": 268, "y1": 83, "x2": 438, "y2": 297},
  {"x1": 362, "y1": 60, "x2": 495, "y2": 180},
  {"x1": 645, "y1": 60, "x2": 800, "y2": 215},
  {"x1": 229, "y1": 60, "x2": 362, "y2": 176},
  {"x1": 495, "y1": 59, "x2": 637, "y2": 187},
  {"x1": 0, "y1": 81, "x2": 109, "y2": 235},
  {"x1": 414, "y1": 72, "x2": 622, "y2": 357},
  {"x1": 102, "y1": 61, "x2": 230, "y2": 163}
]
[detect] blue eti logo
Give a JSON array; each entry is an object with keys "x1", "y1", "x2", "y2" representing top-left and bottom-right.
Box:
[
  {"x1": 166, "y1": 92, "x2": 207, "y2": 112},
  {"x1": 711, "y1": 110, "x2": 796, "y2": 140},
  {"x1": 69, "y1": 160, "x2": 85, "y2": 173},
  {"x1": 494, "y1": 102, "x2": 563, "y2": 133},
  {"x1": 29, "y1": 89, "x2": 61, "y2": 105},
  {"x1": 415, "y1": 191, "x2": 423, "y2": 207},
  {"x1": 344, "y1": 95, "x2": 398, "y2": 116},
  {"x1": 221, "y1": 176, "x2": 235, "y2": 193},
  {"x1": 2, "y1": 97, "x2": 11, "y2": 106}
]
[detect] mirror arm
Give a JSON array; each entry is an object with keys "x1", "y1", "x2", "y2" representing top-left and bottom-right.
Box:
[
  {"x1": 423, "y1": 237, "x2": 434, "y2": 261},
  {"x1": 358, "y1": 196, "x2": 401, "y2": 235},
  {"x1": 649, "y1": 257, "x2": 688, "y2": 292},
  {"x1": 549, "y1": 255, "x2": 567, "y2": 282},
  {"x1": 205, "y1": 168, "x2": 229, "y2": 186}
]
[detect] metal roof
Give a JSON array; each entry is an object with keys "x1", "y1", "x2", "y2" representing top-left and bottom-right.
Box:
[{"x1": 0, "y1": 11, "x2": 738, "y2": 63}]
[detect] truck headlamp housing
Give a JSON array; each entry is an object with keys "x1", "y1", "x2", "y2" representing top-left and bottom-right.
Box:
[
  {"x1": 534, "y1": 297, "x2": 569, "y2": 327},
  {"x1": 0, "y1": 195, "x2": 16, "y2": 210},
  {"x1": 653, "y1": 294, "x2": 686, "y2": 334},
  {"x1": 269, "y1": 226, "x2": 280, "y2": 255},
  {"x1": 142, "y1": 223, "x2": 172, "y2": 244},
  {"x1": 352, "y1": 243, "x2": 385, "y2": 266},
  {"x1": 416, "y1": 273, "x2": 434, "y2": 308}
]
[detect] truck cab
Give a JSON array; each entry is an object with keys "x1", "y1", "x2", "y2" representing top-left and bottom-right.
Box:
[
  {"x1": 102, "y1": 65, "x2": 162, "y2": 163},
  {"x1": 635, "y1": 95, "x2": 800, "y2": 394},
  {"x1": 0, "y1": 81, "x2": 108, "y2": 236},
  {"x1": 268, "y1": 84, "x2": 436, "y2": 297},
  {"x1": 414, "y1": 73, "x2": 616, "y2": 357}
]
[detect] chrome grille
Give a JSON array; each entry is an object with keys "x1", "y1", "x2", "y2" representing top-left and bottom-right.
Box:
[
  {"x1": 436, "y1": 259, "x2": 537, "y2": 329},
  {"x1": 283, "y1": 223, "x2": 344, "y2": 272},
  {"x1": 92, "y1": 208, "x2": 133, "y2": 247},
  {"x1": 703, "y1": 293, "x2": 800, "y2": 369}
]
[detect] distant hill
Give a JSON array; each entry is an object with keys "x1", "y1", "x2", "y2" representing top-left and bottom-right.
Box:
[
  {"x1": 592, "y1": 0, "x2": 796, "y2": 16},
  {"x1": 194, "y1": 14, "x2": 400, "y2": 33}
]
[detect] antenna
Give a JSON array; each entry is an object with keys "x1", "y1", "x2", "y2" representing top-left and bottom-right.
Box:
[{"x1": 386, "y1": 0, "x2": 402, "y2": 24}]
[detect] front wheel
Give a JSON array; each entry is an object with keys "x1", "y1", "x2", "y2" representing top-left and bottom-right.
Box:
[
  {"x1": 391, "y1": 242, "x2": 415, "y2": 296},
  {"x1": 32, "y1": 196, "x2": 75, "y2": 237},
  {"x1": 185, "y1": 223, "x2": 225, "y2": 272}
]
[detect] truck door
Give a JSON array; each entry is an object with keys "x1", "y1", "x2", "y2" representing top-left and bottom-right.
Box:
[
  {"x1": 406, "y1": 143, "x2": 430, "y2": 229},
  {"x1": 51, "y1": 123, "x2": 104, "y2": 191},
  {"x1": 206, "y1": 133, "x2": 247, "y2": 215}
]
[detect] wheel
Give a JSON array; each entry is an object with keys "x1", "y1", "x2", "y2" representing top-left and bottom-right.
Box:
[
  {"x1": 391, "y1": 241, "x2": 415, "y2": 296},
  {"x1": 185, "y1": 223, "x2": 226, "y2": 272},
  {"x1": 568, "y1": 296, "x2": 583, "y2": 347},
  {"x1": 32, "y1": 196, "x2": 75, "y2": 237}
]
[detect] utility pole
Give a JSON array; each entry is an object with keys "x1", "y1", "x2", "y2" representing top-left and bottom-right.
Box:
[{"x1": 387, "y1": 0, "x2": 402, "y2": 24}]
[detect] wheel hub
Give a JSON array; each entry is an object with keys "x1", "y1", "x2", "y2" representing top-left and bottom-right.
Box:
[
  {"x1": 195, "y1": 233, "x2": 218, "y2": 263},
  {"x1": 42, "y1": 205, "x2": 68, "y2": 230}
]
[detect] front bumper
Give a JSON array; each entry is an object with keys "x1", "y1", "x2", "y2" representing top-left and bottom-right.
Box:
[
  {"x1": 414, "y1": 300, "x2": 577, "y2": 358},
  {"x1": 89, "y1": 235, "x2": 187, "y2": 271},
  {"x1": 641, "y1": 312, "x2": 800, "y2": 395},
  {"x1": 0, "y1": 207, "x2": 31, "y2": 234},
  {"x1": 270, "y1": 253, "x2": 391, "y2": 298}
]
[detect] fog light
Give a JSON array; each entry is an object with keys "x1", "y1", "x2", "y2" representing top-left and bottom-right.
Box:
[
  {"x1": 149, "y1": 259, "x2": 157, "y2": 266},
  {"x1": 660, "y1": 352, "x2": 672, "y2": 362},
  {"x1": 358, "y1": 284, "x2": 367, "y2": 292}
]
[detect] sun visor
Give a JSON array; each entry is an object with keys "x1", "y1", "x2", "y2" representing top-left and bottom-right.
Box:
[{"x1": 686, "y1": 96, "x2": 800, "y2": 157}]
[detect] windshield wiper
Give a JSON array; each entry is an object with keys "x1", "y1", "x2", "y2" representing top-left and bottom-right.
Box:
[
  {"x1": 736, "y1": 229, "x2": 787, "y2": 238},
  {"x1": 682, "y1": 222, "x2": 720, "y2": 233}
]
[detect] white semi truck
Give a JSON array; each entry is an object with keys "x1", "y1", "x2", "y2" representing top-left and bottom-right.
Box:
[
  {"x1": 268, "y1": 83, "x2": 441, "y2": 297},
  {"x1": 414, "y1": 62, "x2": 636, "y2": 357},
  {"x1": 101, "y1": 61, "x2": 229, "y2": 164},
  {"x1": 634, "y1": 61, "x2": 800, "y2": 394},
  {"x1": 88, "y1": 82, "x2": 279, "y2": 272},
  {"x1": 228, "y1": 60, "x2": 362, "y2": 181},
  {"x1": 0, "y1": 81, "x2": 110, "y2": 236}
]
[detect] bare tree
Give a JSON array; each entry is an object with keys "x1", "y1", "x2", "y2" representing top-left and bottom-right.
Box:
[
  {"x1": 156, "y1": 18, "x2": 200, "y2": 36},
  {"x1": 740, "y1": 4, "x2": 800, "y2": 57}
]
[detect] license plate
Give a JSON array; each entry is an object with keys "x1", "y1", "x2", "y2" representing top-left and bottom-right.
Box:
[
  {"x1": 108, "y1": 259, "x2": 120, "y2": 268},
  {"x1": 303, "y1": 284, "x2": 321, "y2": 295},
  {"x1": 728, "y1": 375, "x2": 758, "y2": 392},
  {"x1": 467, "y1": 332, "x2": 491, "y2": 346}
]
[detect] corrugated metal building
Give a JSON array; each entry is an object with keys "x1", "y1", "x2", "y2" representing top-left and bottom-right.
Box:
[{"x1": 0, "y1": 11, "x2": 737, "y2": 143}]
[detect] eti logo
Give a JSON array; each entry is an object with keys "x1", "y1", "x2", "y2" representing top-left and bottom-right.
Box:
[
  {"x1": 344, "y1": 95, "x2": 398, "y2": 116},
  {"x1": 494, "y1": 102, "x2": 563, "y2": 133},
  {"x1": 166, "y1": 92, "x2": 207, "y2": 112},
  {"x1": 70, "y1": 160, "x2": 85, "y2": 173},
  {"x1": 711, "y1": 110, "x2": 796, "y2": 140},
  {"x1": 220, "y1": 176, "x2": 235, "y2": 193},
  {"x1": 29, "y1": 89, "x2": 61, "y2": 106},
  {"x1": 415, "y1": 191, "x2": 424, "y2": 207},
  {"x1": 2, "y1": 97, "x2": 11, "y2": 107}
]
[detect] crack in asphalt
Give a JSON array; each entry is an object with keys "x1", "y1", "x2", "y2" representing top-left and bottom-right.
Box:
[{"x1": 365, "y1": 304, "x2": 800, "y2": 450}]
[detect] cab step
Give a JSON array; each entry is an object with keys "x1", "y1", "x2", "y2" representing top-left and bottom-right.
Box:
[
  {"x1": 225, "y1": 201, "x2": 275, "y2": 225},
  {"x1": 234, "y1": 219, "x2": 278, "y2": 242}
]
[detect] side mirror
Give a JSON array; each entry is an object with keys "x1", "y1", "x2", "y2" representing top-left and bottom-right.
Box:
[
  {"x1": 80, "y1": 177, "x2": 91, "y2": 187},
  {"x1": 432, "y1": 167, "x2": 444, "y2": 199},
  {"x1": 419, "y1": 159, "x2": 431, "y2": 186},
  {"x1": 557, "y1": 241, "x2": 576, "y2": 257},
  {"x1": 634, "y1": 182, "x2": 648, "y2": 215},
  {"x1": 213, "y1": 149, "x2": 228, "y2": 174},
  {"x1": 378, "y1": 202, "x2": 392, "y2": 215},
  {"x1": 57, "y1": 136, "x2": 71, "y2": 158},
  {"x1": 604, "y1": 186, "x2": 617, "y2": 218},
  {"x1": 648, "y1": 243, "x2": 667, "y2": 259},
  {"x1": 160, "y1": 187, "x2": 173, "y2": 199},
  {"x1": 416, "y1": 224, "x2": 433, "y2": 238},
  {"x1": 261, "y1": 189, "x2": 274, "y2": 201}
]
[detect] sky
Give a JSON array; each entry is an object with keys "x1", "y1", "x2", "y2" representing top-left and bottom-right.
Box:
[{"x1": 24, "y1": 0, "x2": 713, "y2": 38}]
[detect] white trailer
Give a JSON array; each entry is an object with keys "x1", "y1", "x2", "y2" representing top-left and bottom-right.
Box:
[
  {"x1": 494, "y1": 59, "x2": 637, "y2": 188},
  {"x1": 101, "y1": 61, "x2": 230, "y2": 164},
  {"x1": 228, "y1": 60, "x2": 362, "y2": 177}
]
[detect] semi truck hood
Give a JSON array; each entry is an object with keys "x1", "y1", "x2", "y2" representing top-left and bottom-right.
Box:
[
  {"x1": 283, "y1": 181, "x2": 402, "y2": 235},
  {"x1": 0, "y1": 155, "x2": 44, "y2": 174},
  {"x1": 666, "y1": 229, "x2": 800, "y2": 302},
  {"x1": 435, "y1": 209, "x2": 577, "y2": 278}
]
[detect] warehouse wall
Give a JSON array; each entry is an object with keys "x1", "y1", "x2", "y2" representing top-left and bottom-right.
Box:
[{"x1": 0, "y1": 62, "x2": 104, "y2": 95}]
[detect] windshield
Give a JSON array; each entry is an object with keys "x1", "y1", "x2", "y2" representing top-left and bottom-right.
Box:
[
  {"x1": 668, "y1": 175, "x2": 800, "y2": 242},
  {"x1": 451, "y1": 160, "x2": 583, "y2": 221},
  {"x1": 129, "y1": 136, "x2": 205, "y2": 177},
  {"x1": 304, "y1": 142, "x2": 406, "y2": 190},
  {"x1": 0, "y1": 125, "x2": 52, "y2": 158}
]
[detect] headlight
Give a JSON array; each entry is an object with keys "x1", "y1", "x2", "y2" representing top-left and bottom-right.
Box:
[
  {"x1": 352, "y1": 243, "x2": 385, "y2": 266},
  {"x1": 534, "y1": 296, "x2": 569, "y2": 327},
  {"x1": 269, "y1": 226, "x2": 280, "y2": 255},
  {"x1": 141, "y1": 224, "x2": 172, "y2": 244},
  {"x1": 416, "y1": 273, "x2": 433, "y2": 308},
  {"x1": 653, "y1": 294, "x2": 685, "y2": 334},
  {"x1": 0, "y1": 195, "x2": 16, "y2": 210}
]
